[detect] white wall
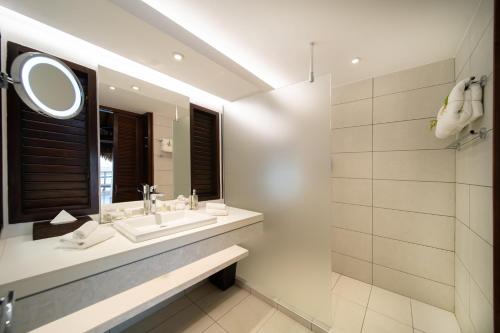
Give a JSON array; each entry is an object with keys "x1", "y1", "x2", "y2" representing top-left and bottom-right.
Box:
[{"x1": 453, "y1": 0, "x2": 494, "y2": 331}]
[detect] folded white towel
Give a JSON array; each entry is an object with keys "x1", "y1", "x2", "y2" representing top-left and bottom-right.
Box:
[
  {"x1": 72, "y1": 220, "x2": 99, "y2": 239},
  {"x1": 60, "y1": 228, "x2": 115, "y2": 249},
  {"x1": 50, "y1": 210, "x2": 77, "y2": 225},
  {"x1": 206, "y1": 208, "x2": 228, "y2": 216},
  {"x1": 435, "y1": 78, "x2": 484, "y2": 139},
  {"x1": 206, "y1": 203, "x2": 227, "y2": 210},
  {"x1": 123, "y1": 207, "x2": 144, "y2": 217}
]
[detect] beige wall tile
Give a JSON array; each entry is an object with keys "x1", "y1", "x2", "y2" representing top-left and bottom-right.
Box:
[
  {"x1": 331, "y1": 251, "x2": 372, "y2": 284},
  {"x1": 331, "y1": 99, "x2": 372, "y2": 128},
  {"x1": 456, "y1": 59, "x2": 471, "y2": 82},
  {"x1": 455, "y1": 256, "x2": 470, "y2": 313},
  {"x1": 468, "y1": 230, "x2": 493, "y2": 305},
  {"x1": 154, "y1": 114, "x2": 174, "y2": 127},
  {"x1": 456, "y1": 130, "x2": 493, "y2": 186},
  {"x1": 455, "y1": 30, "x2": 472, "y2": 79},
  {"x1": 374, "y1": 59, "x2": 454, "y2": 97},
  {"x1": 332, "y1": 178, "x2": 372, "y2": 206},
  {"x1": 331, "y1": 152, "x2": 372, "y2": 179},
  {"x1": 373, "y1": 83, "x2": 453, "y2": 124},
  {"x1": 373, "y1": 236, "x2": 454, "y2": 285},
  {"x1": 331, "y1": 227, "x2": 372, "y2": 262},
  {"x1": 154, "y1": 156, "x2": 173, "y2": 171},
  {"x1": 154, "y1": 170, "x2": 172, "y2": 185},
  {"x1": 331, "y1": 126, "x2": 372, "y2": 153},
  {"x1": 455, "y1": 219, "x2": 471, "y2": 270},
  {"x1": 470, "y1": 185, "x2": 493, "y2": 245},
  {"x1": 332, "y1": 79, "x2": 373, "y2": 105},
  {"x1": 373, "y1": 264, "x2": 454, "y2": 311},
  {"x1": 468, "y1": 0, "x2": 493, "y2": 52},
  {"x1": 373, "y1": 180, "x2": 454, "y2": 216},
  {"x1": 455, "y1": 292, "x2": 475, "y2": 333},
  {"x1": 373, "y1": 150, "x2": 455, "y2": 182},
  {"x1": 469, "y1": 278, "x2": 494, "y2": 333},
  {"x1": 373, "y1": 208, "x2": 454, "y2": 251},
  {"x1": 470, "y1": 20, "x2": 493, "y2": 79},
  {"x1": 373, "y1": 119, "x2": 453, "y2": 151},
  {"x1": 153, "y1": 124, "x2": 173, "y2": 139},
  {"x1": 456, "y1": 183, "x2": 469, "y2": 226},
  {"x1": 331, "y1": 202, "x2": 372, "y2": 234}
]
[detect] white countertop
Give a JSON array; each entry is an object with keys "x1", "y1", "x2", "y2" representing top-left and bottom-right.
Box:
[{"x1": 0, "y1": 207, "x2": 263, "y2": 298}]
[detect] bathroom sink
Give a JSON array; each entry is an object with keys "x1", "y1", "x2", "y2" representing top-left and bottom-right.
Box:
[{"x1": 113, "y1": 211, "x2": 217, "y2": 242}]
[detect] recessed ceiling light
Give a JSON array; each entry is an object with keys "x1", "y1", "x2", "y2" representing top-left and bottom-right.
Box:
[
  {"x1": 131, "y1": 85, "x2": 140, "y2": 91},
  {"x1": 172, "y1": 52, "x2": 184, "y2": 61},
  {"x1": 109, "y1": 86, "x2": 116, "y2": 90},
  {"x1": 351, "y1": 57, "x2": 361, "y2": 64}
]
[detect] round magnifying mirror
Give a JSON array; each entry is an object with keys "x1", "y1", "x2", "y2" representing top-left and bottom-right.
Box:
[{"x1": 10, "y1": 52, "x2": 84, "y2": 119}]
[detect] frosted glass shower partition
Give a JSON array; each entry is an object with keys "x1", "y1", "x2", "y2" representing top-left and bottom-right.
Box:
[{"x1": 223, "y1": 75, "x2": 332, "y2": 325}]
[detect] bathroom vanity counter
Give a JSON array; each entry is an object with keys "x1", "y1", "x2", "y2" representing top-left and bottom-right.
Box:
[{"x1": 0, "y1": 207, "x2": 263, "y2": 299}]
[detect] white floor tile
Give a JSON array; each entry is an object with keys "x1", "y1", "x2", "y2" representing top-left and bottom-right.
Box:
[
  {"x1": 368, "y1": 286, "x2": 412, "y2": 325},
  {"x1": 411, "y1": 299, "x2": 461, "y2": 333},
  {"x1": 333, "y1": 275, "x2": 372, "y2": 306},
  {"x1": 218, "y1": 295, "x2": 275, "y2": 333},
  {"x1": 186, "y1": 282, "x2": 220, "y2": 302},
  {"x1": 361, "y1": 310, "x2": 413, "y2": 333},
  {"x1": 149, "y1": 303, "x2": 214, "y2": 333},
  {"x1": 331, "y1": 294, "x2": 367, "y2": 333},
  {"x1": 204, "y1": 323, "x2": 227, "y2": 333},
  {"x1": 194, "y1": 285, "x2": 250, "y2": 320},
  {"x1": 258, "y1": 311, "x2": 311, "y2": 333}
]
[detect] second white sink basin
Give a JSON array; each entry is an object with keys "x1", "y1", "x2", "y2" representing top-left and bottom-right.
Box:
[{"x1": 114, "y1": 211, "x2": 217, "y2": 242}]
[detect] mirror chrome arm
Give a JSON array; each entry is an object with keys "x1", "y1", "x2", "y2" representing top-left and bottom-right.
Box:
[{"x1": 0, "y1": 72, "x2": 19, "y2": 89}]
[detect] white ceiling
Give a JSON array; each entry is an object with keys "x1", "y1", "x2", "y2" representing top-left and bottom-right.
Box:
[
  {"x1": 0, "y1": 0, "x2": 480, "y2": 101},
  {"x1": 139, "y1": 0, "x2": 480, "y2": 87}
]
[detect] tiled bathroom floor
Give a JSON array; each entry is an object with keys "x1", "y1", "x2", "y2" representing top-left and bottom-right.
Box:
[{"x1": 118, "y1": 273, "x2": 462, "y2": 333}]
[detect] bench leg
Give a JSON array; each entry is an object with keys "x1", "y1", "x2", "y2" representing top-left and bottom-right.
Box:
[{"x1": 209, "y1": 263, "x2": 237, "y2": 291}]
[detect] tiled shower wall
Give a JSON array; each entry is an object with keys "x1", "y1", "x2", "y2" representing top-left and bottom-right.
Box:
[
  {"x1": 331, "y1": 59, "x2": 458, "y2": 311},
  {"x1": 152, "y1": 110, "x2": 175, "y2": 199},
  {"x1": 453, "y1": 0, "x2": 494, "y2": 331}
]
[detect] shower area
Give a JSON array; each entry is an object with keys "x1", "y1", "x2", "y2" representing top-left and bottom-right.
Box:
[{"x1": 223, "y1": 1, "x2": 494, "y2": 331}]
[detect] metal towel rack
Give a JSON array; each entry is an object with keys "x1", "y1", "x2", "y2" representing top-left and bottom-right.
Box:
[
  {"x1": 447, "y1": 127, "x2": 488, "y2": 150},
  {"x1": 445, "y1": 75, "x2": 489, "y2": 150}
]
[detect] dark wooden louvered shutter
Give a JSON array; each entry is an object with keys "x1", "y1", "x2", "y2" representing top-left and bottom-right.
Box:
[
  {"x1": 111, "y1": 109, "x2": 153, "y2": 203},
  {"x1": 190, "y1": 104, "x2": 220, "y2": 200},
  {"x1": 7, "y1": 42, "x2": 98, "y2": 223}
]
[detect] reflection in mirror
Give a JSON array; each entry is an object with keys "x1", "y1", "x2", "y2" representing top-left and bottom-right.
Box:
[{"x1": 97, "y1": 67, "x2": 190, "y2": 208}]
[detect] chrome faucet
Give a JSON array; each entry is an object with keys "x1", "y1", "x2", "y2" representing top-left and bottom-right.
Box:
[{"x1": 138, "y1": 184, "x2": 163, "y2": 215}]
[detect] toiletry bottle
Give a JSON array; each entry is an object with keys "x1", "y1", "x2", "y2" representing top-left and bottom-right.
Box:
[{"x1": 190, "y1": 189, "x2": 199, "y2": 210}]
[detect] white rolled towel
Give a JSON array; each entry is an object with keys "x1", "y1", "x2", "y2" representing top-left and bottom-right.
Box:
[
  {"x1": 60, "y1": 228, "x2": 115, "y2": 249},
  {"x1": 206, "y1": 203, "x2": 227, "y2": 210},
  {"x1": 206, "y1": 208, "x2": 228, "y2": 216},
  {"x1": 72, "y1": 220, "x2": 99, "y2": 239},
  {"x1": 435, "y1": 79, "x2": 468, "y2": 139},
  {"x1": 435, "y1": 78, "x2": 484, "y2": 139}
]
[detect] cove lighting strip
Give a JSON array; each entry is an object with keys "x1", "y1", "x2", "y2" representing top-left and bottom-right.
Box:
[{"x1": 0, "y1": 6, "x2": 227, "y2": 110}]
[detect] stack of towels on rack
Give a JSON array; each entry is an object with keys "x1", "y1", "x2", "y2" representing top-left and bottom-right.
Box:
[
  {"x1": 59, "y1": 220, "x2": 115, "y2": 249},
  {"x1": 434, "y1": 77, "x2": 484, "y2": 138},
  {"x1": 206, "y1": 203, "x2": 228, "y2": 216}
]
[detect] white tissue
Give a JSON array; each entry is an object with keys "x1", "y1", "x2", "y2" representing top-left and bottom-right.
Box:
[{"x1": 50, "y1": 210, "x2": 77, "y2": 225}]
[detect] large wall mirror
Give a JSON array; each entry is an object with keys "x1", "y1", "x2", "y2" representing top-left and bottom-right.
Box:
[
  {"x1": 2, "y1": 45, "x2": 221, "y2": 231},
  {"x1": 97, "y1": 66, "x2": 193, "y2": 206}
]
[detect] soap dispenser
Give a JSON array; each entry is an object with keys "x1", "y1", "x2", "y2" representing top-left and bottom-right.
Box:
[{"x1": 190, "y1": 189, "x2": 199, "y2": 210}]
